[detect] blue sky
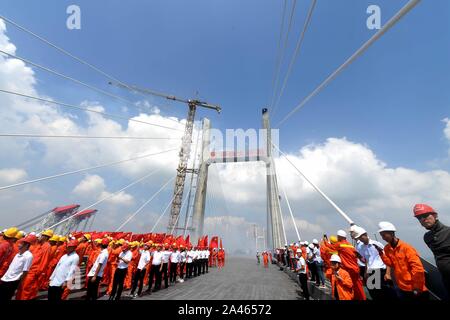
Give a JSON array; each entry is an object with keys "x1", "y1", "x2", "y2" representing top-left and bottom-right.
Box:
[
  {"x1": 1, "y1": 0, "x2": 450, "y2": 254},
  {"x1": 2, "y1": 0, "x2": 449, "y2": 170}
]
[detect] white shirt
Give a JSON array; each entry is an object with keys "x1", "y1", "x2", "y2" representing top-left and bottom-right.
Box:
[
  {"x1": 357, "y1": 239, "x2": 386, "y2": 270},
  {"x1": 161, "y1": 250, "x2": 172, "y2": 263},
  {"x1": 186, "y1": 250, "x2": 195, "y2": 263},
  {"x1": 1, "y1": 250, "x2": 33, "y2": 282},
  {"x1": 137, "y1": 250, "x2": 151, "y2": 270},
  {"x1": 356, "y1": 240, "x2": 366, "y2": 267},
  {"x1": 151, "y1": 251, "x2": 163, "y2": 265},
  {"x1": 205, "y1": 250, "x2": 210, "y2": 258},
  {"x1": 180, "y1": 251, "x2": 187, "y2": 263},
  {"x1": 313, "y1": 247, "x2": 323, "y2": 264},
  {"x1": 296, "y1": 257, "x2": 307, "y2": 274},
  {"x1": 117, "y1": 250, "x2": 133, "y2": 269},
  {"x1": 49, "y1": 252, "x2": 80, "y2": 287},
  {"x1": 199, "y1": 250, "x2": 205, "y2": 259},
  {"x1": 170, "y1": 251, "x2": 180, "y2": 263},
  {"x1": 88, "y1": 248, "x2": 109, "y2": 277}
]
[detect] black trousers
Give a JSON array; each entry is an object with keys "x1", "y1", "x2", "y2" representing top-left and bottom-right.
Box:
[
  {"x1": 195, "y1": 260, "x2": 201, "y2": 276},
  {"x1": 147, "y1": 264, "x2": 161, "y2": 291},
  {"x1": 161, "y1": 263, "x2": 169, "y2": 288},
  {"x1": 131, "y1": 268, "x2": 146, "y2": 296},
  {"x1": 307, "y1": 262, "x2": 317, "y2": 282},
  {"x1": 186, "y1": 262, "x2": 193, "y2": 278},
  {"x1": 0, "y1": 280, "x2": 20, "y2": 301},
  {"x1": 206, "y1": 258, "x2": 209, "y2": 273},
  {"x1": 179, "y1": 262, "x2": 185, "y2": 279},
  {"x1": 48, "y1": 286, "x2": 64, "y2": 301},
  {"x1": 298, "y1": 273, "x2": 310, "y2": 300},
  {"x1": 110, "y1": 268, "x2": 127, "y2": 300},
  {"x1": 169, "y1": 262, "x2": 178, "y2": 283},
  {"x1": 202, "y1": 259, "x2": 206, "y2": 274},
  {"x1": 86, "y1": 276, "x2": 102, "y2": 300},
  {"x1": 365, "y1": 268, "x2": 395, "y2": 301},
  {"x1": 399, "y1": 289, "x2": 430, "y2": 301}
]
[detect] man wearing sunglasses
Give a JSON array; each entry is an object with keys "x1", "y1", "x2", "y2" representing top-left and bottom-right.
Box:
[{"x1": 414, "y1": 203, "x2": 450, "y2": 299}]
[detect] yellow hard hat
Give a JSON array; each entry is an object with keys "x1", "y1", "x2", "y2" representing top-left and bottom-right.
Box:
[
  {"x1": 130, "y1": 241, "x2": 138, "y2": 247},
  {"x1": 94, "y1": 238, "x2": 102, "y2": 244},
  {"x1": 59, "y1": 236, "x2": 67, "y2": 242},
  {"x1": 42, "y1": 229, "x2": 54, "y2": 238},
  {"x1": 4, "y1": 227, "x2": 18, "y2": 238},
  {"x1": 84, "y1": 233, "x2": 91, "y2": 240},
  {"x1": 118, "y1": 239, "x2": 125, "y2": 245},
  {"x1": 49, "y1": 235, "x2": 59, "y2": 242},
  {"x1": 330, "y1": 235, "x2": 338, "y2": 244},
  {"x1": 15, "y1": 230, "x2": 25, "y2": 240}
]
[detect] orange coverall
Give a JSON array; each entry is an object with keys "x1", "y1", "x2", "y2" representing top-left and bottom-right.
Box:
[
  {"x1": 15, "y1": 241, "x2": 52, "y2": 300},
  {"x1": 380, "y1": 240, "x2": 427, "y2": 293},
  {"x1": 0, "y1": 242, "x2": 18, "y2": 278},
  {"x1": 331, "y1": 268, "x2": 354, "y2": 300},
  {"x1": 323, "y1": 240, "x2": 366, "y2": 300}
]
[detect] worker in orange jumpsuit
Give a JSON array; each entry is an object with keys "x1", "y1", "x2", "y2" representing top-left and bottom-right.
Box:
[
  {"x1": 0, "y1": 230, "x2": 24, "y2": 278},
  {"x1": 106, "y1": 240, "x2": 123, "y2": 295},
  {"x1": 75, "y1": 234, "x2": 91, "y2": 265},
  {"x1": 322, "y1": 230, "x2": 366, "y2": 300},
  {"x1": 330, "y1": 254, "x2": 354, "y2": 300},
  {"x1": 124, "y1": 242, "x2": 140, "y2": 290},
  {"x1": 0, "y1": 228, "x2": 19, "y2": 270},
  {"x1": 377, "y1": 221, "x2": 429, "y2": 300},
  {"x1": 38, "y1": 235, "x2": 60, "y2": 290},
  {"x1": 15, "y1": 229, "x2": 54, "y2": 300},
  {"x1": 321, "y1": 235, "x2": 338, "y2": 281},
  {"x1": 262, "y1": 251, "x2": 269, "y2": 268}
]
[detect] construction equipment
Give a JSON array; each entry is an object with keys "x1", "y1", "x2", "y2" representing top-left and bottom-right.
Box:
[{"x1": 108, "y1": 82, "x2": 221, "y2": 235}]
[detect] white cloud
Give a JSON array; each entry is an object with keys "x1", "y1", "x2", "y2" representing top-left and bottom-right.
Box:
[
  {"x1": 0, "y1": 168, "x2": 27, "y2": 184},
  {"x1": 72, "y1": 174, "x2": 106, "y2": 198}
]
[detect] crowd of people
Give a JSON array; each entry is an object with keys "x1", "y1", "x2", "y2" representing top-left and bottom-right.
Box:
[
  {"x1": 0, "y1": 230, "x2": 226, "y2": 301},
  {"x1": 274, "y1": 203, "x2": 450, "y2": 301}
]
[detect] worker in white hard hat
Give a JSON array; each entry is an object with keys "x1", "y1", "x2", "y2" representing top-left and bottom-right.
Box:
[
  {"x1": 349, "y1": 225, "x2": 368, "y2": 280},
  {"x1": 376, "y1": 221, "x2": 429, "y2": 300},
  {"x1": 322, "y1": 229, "x2": 366, "y2": 300},
  {"x1": 312, "y1": 239, "x2": 325, "y2": 288},
  {"x1": 295, "y1": 248, "x2": 310, "y2": 300},
  {"x1": 353, "y1": 226, "x2": 394, "y2": 301},
  {"x1": 330, "y1": 254, "x2": 354, "y2": 300}
]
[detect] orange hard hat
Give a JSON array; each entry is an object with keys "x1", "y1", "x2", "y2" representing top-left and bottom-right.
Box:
[{"x1": 413, "y1": 204, "x2": 436, "y2": 217}]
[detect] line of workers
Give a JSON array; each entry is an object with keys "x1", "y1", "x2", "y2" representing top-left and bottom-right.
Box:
[
  {"x1": 275, "y1": 203, "x2": 450, "y2": 301},
  {"x1": 0, "y1": 231, "x2": 226, "y2": 301}
]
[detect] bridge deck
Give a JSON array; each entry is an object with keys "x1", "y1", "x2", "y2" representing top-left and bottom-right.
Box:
[{"x1": 133, "y1": 257, "x2": 302, "y2": 300}]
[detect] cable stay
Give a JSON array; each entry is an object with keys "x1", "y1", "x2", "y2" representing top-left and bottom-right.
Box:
[
  {"x1": 276, "y1": 0, "x2": 421, "y2": 127},
  {"x1": 278, "y1": 173, "x2": 302, "y2": 242},
  {"x1": 271, "y1": 141, "x2": 355, "y2": 225},
  {"x1": 272, "y1": 0, "x2": 317, "y2": 119},
  {"x1": 0, "y1": 89, "x2": 184, "y2": 132},
  {"x1": 150, "y1": 189, "x2": 183, "y2": 233},
  {"x1": 15, "y1": 209, "x2": 54, "y2": 229},
  {"x1": 0, "y1": 134, "x2": 179, "y2": 140},
  {"x1": 115, "y1": 176, "x2": 176, "y2": 231},
  {"x1": 0, "y1": 148, "x2": 177, "y2": 191}
]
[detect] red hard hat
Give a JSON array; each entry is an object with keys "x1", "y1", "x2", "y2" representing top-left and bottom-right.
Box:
[
  {"x1": 101, "y1": 238, "x2": 110, "y2": 246},
  {"x1": 413, "y1": 204, "x2": 436, "y2": 217},
  {"x1": 67, "y1": 240, "x2": 78, "y2": 247},
  {"x1": 21, "y1": 234, "x2": 37, "y2": 244}
]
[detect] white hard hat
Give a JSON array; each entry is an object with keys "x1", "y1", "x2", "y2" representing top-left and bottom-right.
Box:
[
  {"x1": 337, "y1": 230, "x2": 347, "y2": 238},
  {"x1": 304, "y1": 241, "x2": 309, "y2": 245},
  {"x1": 308, "y1": 243, "x2": 314, "y2": 249},
  {"x1": 330, "y1": 254, "x2": 341, "y2": 263},
  {"x1": 353, "y1": 226, "x2": 367, "y2": 239},
  {"x1": 296, "y1": 249, "x2": 301, "y2": 253},
  {"x1": 312, "y1": 239, "x2": 319, "y2": 244},
  {"x1": 378, "y1": 221, "x2": 396, "y2": 233}
]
